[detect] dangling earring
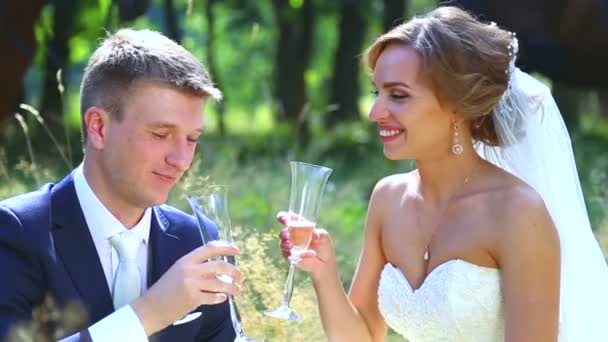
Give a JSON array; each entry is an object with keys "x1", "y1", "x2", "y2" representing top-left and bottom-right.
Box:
[{"x1": 452, "y1": 124, "x2": 463, "y2": 155}]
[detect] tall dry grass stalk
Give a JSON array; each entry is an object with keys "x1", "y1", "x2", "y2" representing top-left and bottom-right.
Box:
[
  {"x1": 13, "y1": 113, "x2": 40, "y2": 185},
  {"x1": 19, "y1": 103, "x2": 72, "y2": 169},
  {"x1": 56, "y1": 69, "x2": 73, "y2": 167},
  {"x1": 6, "y1": 295, "x2": 88, "y2": 342}
]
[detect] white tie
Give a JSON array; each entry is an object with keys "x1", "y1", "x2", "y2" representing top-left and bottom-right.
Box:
[{"x1": 109, "y1": 231, "x2": 142, "y2": 310}]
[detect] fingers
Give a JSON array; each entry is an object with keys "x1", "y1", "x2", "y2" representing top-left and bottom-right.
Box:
[
  {"x1": 311, "y1": 228, "x2": 330, "y2": 243},
  {"x1": 184, "y1": 242, "x2": 240, "y2": 263},
  {"x1": 279, "y1": 227, "x2": 291, "y2": 257},
  {"x1": 279, "y1": 227, "x2": 289, "y2": 240},
  {"x1": 276, "y1": 211, "x2": 301, "y2": 225},
  {"x1": 298, "y1": 249, "x2": 317, "y2": 258},
  {"x1": 314, "y1": 227, "x2": 329, "y2": 237},
  {"x1": 196, "y1": 291, "x2": 228, "y2": 305},
  {"x1": 277, "y1": 211, "x2": 289, "y2": 225},
  {"x1": 280, "y1": 241, "x2": 292, "y2": 257},
  {"x1": 277, "y1": 214, "x2": 328, "y2": 260},
  {"x1": 197, "y1": 276, "x2": 242, "y2": 296},
  {"x1": 187, "y1": 262, "x2": 243, "y2": 307},
  {"x1": 196, "y1": 260, "x2": 244, "y2": 284}
]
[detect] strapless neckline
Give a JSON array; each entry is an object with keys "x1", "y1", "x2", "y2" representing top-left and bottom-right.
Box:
[
  {"x1": 389, "y1": 259, "x2": 500, "y2": 292},
  {"x1": 378, "y1": 259, "x2": 505, "y2": 341}
]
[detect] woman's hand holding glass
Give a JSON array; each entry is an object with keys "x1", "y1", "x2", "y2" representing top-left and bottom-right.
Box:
[
  {"x1": 264, "y1": 161, "x2": 332, "y2": 322},
  {"x1": 277, "y1": 212, "x2": 338, "y2": 280}
]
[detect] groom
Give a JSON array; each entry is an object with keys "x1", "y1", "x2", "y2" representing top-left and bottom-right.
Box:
[{"x1": 0, "y1": 29, "x2": 241, "y2": 341}]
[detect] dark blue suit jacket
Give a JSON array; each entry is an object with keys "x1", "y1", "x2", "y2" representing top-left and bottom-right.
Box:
[{"x1": 0, "y1": 172, "x2": 235, "y2": 341}]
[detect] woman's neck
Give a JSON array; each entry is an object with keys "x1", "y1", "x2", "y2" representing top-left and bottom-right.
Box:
[{"x1": 415, "y1": 148, "x2": 483, "y2": 207}]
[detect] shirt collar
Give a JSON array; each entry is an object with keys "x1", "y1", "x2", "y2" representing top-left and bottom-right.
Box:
[{"x1": 73, "y1": 164, "x2": 151, "y2": 244}]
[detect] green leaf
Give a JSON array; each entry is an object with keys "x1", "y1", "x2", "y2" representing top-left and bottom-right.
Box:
[
  {"x1": 97, "y1": 0, "x2": 111, "y2": 18},
  {"x1": 69, "y1": 36, "x2": 91, "y2": 63},
  {"x1": 289, "y1": 0, "x2": 304, "y2": 9}
]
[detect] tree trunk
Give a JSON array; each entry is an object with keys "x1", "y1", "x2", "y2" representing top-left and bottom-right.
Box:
[
  {"x1": 0, "y1": 0, "x2": 46, "y2": 133},
  {"x1": 598, "y1": 88, "x2": 608, "y2": 120},
  {"x1": 205, "y1": 0, "x2": 226, "y2": 136},
  {"x1": 327, "y1": 0, "x2": 365, "y2": 128},
  {"x1": 117, "y1": 0, "x2": 150, "y2": 21},
  {"x1": 383, "y1": 0, "x2": 407, "y2": 32},
  {"x1": 39, "y1": 0, "x2": 76, "y2": 135},
  {"x1": 163, "y1": 0, "x2": 182, "y2": 43},
  {"x1": 271, "y1": 0, "x2": 314, "y2": 136},
  {"x1": 552, "y1": 82, "x2": 580, "y2": 133}
]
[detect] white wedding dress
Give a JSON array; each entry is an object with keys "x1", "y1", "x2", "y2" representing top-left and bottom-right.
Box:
[
  {"x1": 379, "y1": 259, "x2": 509, "y2": 341},
  {"x1": 375, "y1": 66, "x2": 608, "y2": 341},
  {"x1": 378, "y1": 260, "x2": 505, "y2": 341}
]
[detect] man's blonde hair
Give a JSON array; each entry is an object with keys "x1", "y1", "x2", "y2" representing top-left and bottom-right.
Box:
[{"x1": 79, "y1": 28, "x2": 221, "y2": 140}]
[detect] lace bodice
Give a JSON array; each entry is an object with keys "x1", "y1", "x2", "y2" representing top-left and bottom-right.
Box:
[{"x1": 378, "y1": 260, "x2": 504, "y2": 342}]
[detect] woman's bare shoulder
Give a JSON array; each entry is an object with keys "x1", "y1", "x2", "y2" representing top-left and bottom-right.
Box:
[
  {"x1": 487, "y1": 171, "x2": 558, "y2": 254},
  {"x1": 367, "y1": 171, "x2": 416, "y2": 221},
  {"x1": 372, "y1": 171, "x2": 417, "y2": 197},
  {"x1": 488, "y1": 170, "x2": 551, "y2": 224}
]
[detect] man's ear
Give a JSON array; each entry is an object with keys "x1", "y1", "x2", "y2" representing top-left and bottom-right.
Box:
[{"x1": 83, "y1": 107, "x2": 109, "y2": 150}]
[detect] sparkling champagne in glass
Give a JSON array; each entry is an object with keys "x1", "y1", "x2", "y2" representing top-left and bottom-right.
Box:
[
  {"x1": 264, "y1": 161, "x2": 332, "y2": 322},
  {"x1": 187, "y1": 185, "x2": 263, "y2": 342}
]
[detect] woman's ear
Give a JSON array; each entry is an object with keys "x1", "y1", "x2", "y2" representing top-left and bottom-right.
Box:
[
  {"x1": 451, "y1": 111, "x2": 466, "y2": 126},
  {"x1": 83, "y1": 106, "x2": 109, "y2": 150}
]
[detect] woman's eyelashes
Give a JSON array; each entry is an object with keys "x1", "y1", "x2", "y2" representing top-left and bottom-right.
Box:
[
  {"x1": 390, "y1": 91, "x2": 409, "y2": 100},
  {"x1": 372, "y1": 88, "x2": 410, "y2": 101}
]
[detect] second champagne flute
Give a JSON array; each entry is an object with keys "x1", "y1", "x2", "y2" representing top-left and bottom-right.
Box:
[
  {"x1": 264, "y1": 161, "x2": 332, "y2": 322},
  {"x1": 187, "y1": 185, "x2": 263, "y2": 342}
]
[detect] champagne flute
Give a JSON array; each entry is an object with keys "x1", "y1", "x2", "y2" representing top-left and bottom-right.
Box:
[
  {"x1": 264, "y1": 161, "x2": 332, "y2": 322},
  {"x1": 187, "y1": 185, "x2": 263, "y2": 342}
]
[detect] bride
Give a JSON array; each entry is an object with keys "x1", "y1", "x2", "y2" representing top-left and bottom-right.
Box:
[{"x1": 278, "y1": 6, "x2": 608, "y2": 341}]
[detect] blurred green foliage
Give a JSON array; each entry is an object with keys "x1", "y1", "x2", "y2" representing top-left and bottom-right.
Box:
[{"x1": 2, "y1": 0, "x2": 608, "y2": 340}]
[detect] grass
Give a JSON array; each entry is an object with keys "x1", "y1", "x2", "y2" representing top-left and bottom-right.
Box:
[
  {"x1": 2, "y1": 123, "x2": 607, "y2": 341},
  {"x1": 172, "y1": 130, "x2": 608, "y2": 341}
]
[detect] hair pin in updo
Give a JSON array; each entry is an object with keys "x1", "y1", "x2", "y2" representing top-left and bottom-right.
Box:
[
  {"x1": 502, "y1": 32, "x2": 519, "y2": 102},
  {"x1": 495, "y1": 32, "x2": 519, "y2": 114}
]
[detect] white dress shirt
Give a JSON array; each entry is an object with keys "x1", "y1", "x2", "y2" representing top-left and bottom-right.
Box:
[{"x1": 72, "y1": 165, "x2": 150, "y2": 341}]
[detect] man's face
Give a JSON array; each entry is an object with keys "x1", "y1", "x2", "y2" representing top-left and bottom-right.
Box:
[{"x1": 99, "y1": 81, "x2": 205, "y2": 209}]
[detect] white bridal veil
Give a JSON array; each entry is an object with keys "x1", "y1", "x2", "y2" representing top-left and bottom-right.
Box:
[{"x1": 476, "y1": 38, "x2": 608, "y2": 340}]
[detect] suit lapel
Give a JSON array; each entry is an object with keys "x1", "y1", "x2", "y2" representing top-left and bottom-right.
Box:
[
  {"x1": 148, "y1": 207, "x2": 184, "y2": 287},
  {"x1": 50, "y1": 172, "x2": 114, "y2": 323}
]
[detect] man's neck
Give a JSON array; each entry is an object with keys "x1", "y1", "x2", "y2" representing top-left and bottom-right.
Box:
[{"x1": 81, "y1": 158, "x2": 146, "y2": 228}]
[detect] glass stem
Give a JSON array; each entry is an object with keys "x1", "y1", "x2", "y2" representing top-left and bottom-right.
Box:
[
  {"x1": 282, "y1": 263, "x2": 297, "y2": 306},
  {"x1": 229, "y1": 296, "x2": 244, "y2": 336}
]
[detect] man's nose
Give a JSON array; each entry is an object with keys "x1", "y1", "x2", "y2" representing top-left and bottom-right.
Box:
[{"x1": 166, "y1": 140, "x2": 193, "y2": 171}]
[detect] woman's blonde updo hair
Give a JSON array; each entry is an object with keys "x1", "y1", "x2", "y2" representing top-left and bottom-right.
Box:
[{"x1": 365, "y1": 6, "x2": 514, "y2": 146}]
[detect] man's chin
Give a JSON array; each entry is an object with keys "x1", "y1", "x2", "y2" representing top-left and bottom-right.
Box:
[{"x1": 143, "y1": 192, "x2": 170, "y2": 207}]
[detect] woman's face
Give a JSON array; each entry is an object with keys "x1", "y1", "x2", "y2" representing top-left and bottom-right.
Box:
[{"x1": 369, "y1": 43, "x2": 454, "y2": 161}]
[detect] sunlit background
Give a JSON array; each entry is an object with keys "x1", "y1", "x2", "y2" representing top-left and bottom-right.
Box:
[{"x1": 2, "y1": 0, "x2": 607, "y2": 341}]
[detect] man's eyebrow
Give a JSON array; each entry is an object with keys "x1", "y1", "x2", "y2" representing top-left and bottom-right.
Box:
[
  {"x1": 147, "y1": 122, "x2": 204, "y2": 133},
  {"x1": 147, "y1": 122, "x2": 177, "y2": 129}
]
